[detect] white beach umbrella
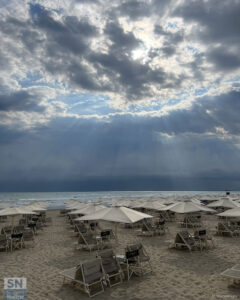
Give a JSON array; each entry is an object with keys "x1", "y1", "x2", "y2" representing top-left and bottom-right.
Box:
[
  {"x1": 217, "y1": 207, "x2": 240, "y2": 217},
  {"x1": 75, "y1": 206, "x2": 153, "y2": 240},
  {"x1": 133, "y1": 201, "x2": 166, "y2": 211},
  {"x1": 207, "y1": 197, "x2": 239, "y2": 209},
  {"x1": 67, "y1": 202, "x2": 88, "y2": 210},
  {"x1": 25, "y1": 204, "x2": 47, "y2": 212},
  {"x1": 161, "y1": 200, "x2": 215, "y2": 213},
  {"x1": 76, "y1": 206, "x2": 153, "y2": 223},
  {"x1": 69, "y1": 204, "x2": 105, "y2": 215},
  {"x1": 0, "y1": 206, "x2": 35, "y2": 232}
]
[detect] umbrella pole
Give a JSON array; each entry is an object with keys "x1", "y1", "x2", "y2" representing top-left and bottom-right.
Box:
[
  {"x1": 114, "y1": 223, "x2": 118, "y2": 243},
  {"x1": 11, "y1": 216, "x2": 14, "y2": 234}
]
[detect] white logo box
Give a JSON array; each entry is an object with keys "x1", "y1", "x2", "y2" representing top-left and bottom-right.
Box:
[{"x1": 4, "y1": 278, "x2": 27, "y2": 290}]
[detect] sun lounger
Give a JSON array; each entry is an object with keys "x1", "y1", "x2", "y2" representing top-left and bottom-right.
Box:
[
  {"x1": 60, "y1": 258, "x2": 105, "y2": 297},
  {"x1": 22, "y1": 230, "x2": 35, "y2": 247},
  {"x1": 221, "y1": 265, "x2": 240, "y2": 285},
  {"x1": 171, "y1": 231, "x2": 198, "y2": 251},
  {"x1": 14, "y1": 225, "x2": 25, "y2": 234},
  {"x1": 77, "y1": 231, "x2": 101, "y2": 251},
  {"x1": 194, "y1": 229, "x2": 215, "y2": 250},
  {"x1": 97, "y1": 249, "x2": 122, "y2": 287},
  {"x1": 75, "y1": 223, "x2": 88, "y2": 236},
  {"x1": 216, "y1": 222, "x2": 239, "y2": 237},
  {"x1": 10, "y1": 233, "x2": 24, "y2": 251}
]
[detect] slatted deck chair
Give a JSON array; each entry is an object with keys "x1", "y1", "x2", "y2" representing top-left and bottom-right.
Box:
[
  {"x1": 216, "y1": 222, "x2": 238, "y2": 237},
  {"x1": 171, "y1": 231, "x2": 198, "y2": 251},
  {"x1": 0, "y1": 234, "x2": 9, "y2": 252},
  {"x1": 14, "y1": 225, "x2": 25, "y2": 234},
  {"x1": 60, "y1": 258, "x2": 105, "y2": 297},
  {"x1": 100, "y1": 229, "x2": 114, "y2": 248},
  {"x1": 75, "y1": 223, "x2": 88, "y2": 236},
  {"x1": 155, "y1": 220, "x2": 167, "y2": 235},
  {"x1": 77, "y1": 231, "x2": 101, "y2": 251},
  {"x1": 97, "y1": 249, "x2": 123, "y2": 287},
  {"x1": 194, "y1": 229, "x2": 214, "y2": 251},
  {"x1": 11, "y1": 233, "x2": 24, "y2": 251},
  {"x1": 125, "y1": 243, "x2": 152, "y2": 279},
  {"x1": 137, "y1": 221, "x2": 156, "y2": 237},
  {"x1": 22, "y1": 230, "x2": 35, "y2": 247},
  {"x1": 221, "y1": 264, "x2": 240, "y2": 285}
]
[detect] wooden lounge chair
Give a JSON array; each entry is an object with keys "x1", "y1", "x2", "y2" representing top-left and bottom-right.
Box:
[
  {"x1": 22, "y1": 230, "x2": 35, "y2": 247},
  {"x1": 97, "y1": 249, "x2": 123, "y2": 287},
  {"x1": 11, "y1": 233, "x2": 24, "y2": 251},
  {"x1": 137, "y1": 221, "x2": 156, "y2": 237},
  {"x1": 221, "y1": 264, "x2": 240, "y2": 285},
  {"x1": 75, "y1": 223, "x2": 88, "y2": 236},
  {"x1": 60, "y1": 258, "x2": 105, "y2": 297},
  {"x1": 14, "y1": 225, "x2": 25, "y2": 234},
  {"x1": 171, "y1": 231, "x2": 198, "y2": 251},
  {"x1": 194, "y1": 229, "x2": 215, "y2": 250},
  {"x1": 125, "y1": 243, "x2": 152, "y2": 279},
  {"x1": 216, "y1": 222, "x2": 239, "y2": 237},
  {"x1": 0, "y1": 234, "x2": 9, "y2": 252},
  {"x1": 77, "y1": 231, "x2": 101, "y2": 251}
]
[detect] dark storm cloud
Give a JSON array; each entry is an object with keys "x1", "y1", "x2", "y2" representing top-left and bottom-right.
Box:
[
  {"x1": 104, "y1": 21, "x2": 140, "y2": 53},
  {"x1": 0, "y1": 90, "x2": 46, "y2": 112},
  {"x1": 207, "y1": 46, "x2": 240, "y2": 71},
  {"x1": 173, "y1": 0, "x2": 240, "y2": 71},
  {"x1": 116, "y1": 1, "x2": 151, "y2": 20},
  {"x1": 173, "y1": 0, "x2": 240, "y2": 44}
]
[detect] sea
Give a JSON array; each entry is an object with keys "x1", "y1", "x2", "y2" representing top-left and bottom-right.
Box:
[{"x1": 0, "y1": 191, "x2": 239, "y2": 209}]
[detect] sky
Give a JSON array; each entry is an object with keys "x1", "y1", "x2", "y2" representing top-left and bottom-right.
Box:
[{"x1": 0, "y1": 0, "x2": 240, "y2": 192}]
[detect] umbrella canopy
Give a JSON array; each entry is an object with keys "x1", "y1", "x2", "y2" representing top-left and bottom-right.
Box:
[
  {"x1": 75, "y1": 206, "x2": 153, "y2": 224},
  {"x1": 133, "y1": 201, "x2": 166, "y2": 211},
  {"x1": 161, "y1": 201, "x2": 215, "y2": 214},
  {"x1": 25, "y1": 204, "x2": 47, "y2": 212},
  {"x1": 207, "y1": 197, "x2": 239, "y2": 209},
  {"x1": 66, "y1": 202, "x2": 88, "y2": 210},
  {"x1": 68, "y1": 204, "x2": 105, "y2": 215},
  {"x1": 217, "y1": 207, "x2": 240, "y2": 217},
  {"x1": 0, "y1": 206, "x2": 35, "y2": 216}
]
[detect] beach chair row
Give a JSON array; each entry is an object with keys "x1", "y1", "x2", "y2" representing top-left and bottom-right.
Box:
[{"x1": 60, "y1": 244, "x2": 152, "y2": 297}]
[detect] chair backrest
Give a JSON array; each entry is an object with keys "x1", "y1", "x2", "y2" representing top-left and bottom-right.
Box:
[
  {"x1": 97, "y1": 249, "x2": 119, "y2": 273},
  {"x1": 14, "y1": 225, "x2": 24, "y2": 233},
  {"x1": 98, "y1": 249, "x2": 114, "y2": 259},
  {"x1": 100, "y1": 230, "x2": 111, "y2": 238},
  {"x1": 194, "y1": 229, "x2": 206, "y2": 238},
  {"x1": 126, "y1": 249, "x2": 139, "y2": 260},
  {"x1": 23, "y1": 230, "x2": 34, "y2": 240},
  {"x1": 81, "y1": 258, "x2": 103, "y2": 283}
]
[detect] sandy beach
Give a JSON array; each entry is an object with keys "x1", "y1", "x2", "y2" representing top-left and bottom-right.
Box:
[{"x1": 1, "y1": 209, "x2": 240, "y2": 300}]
